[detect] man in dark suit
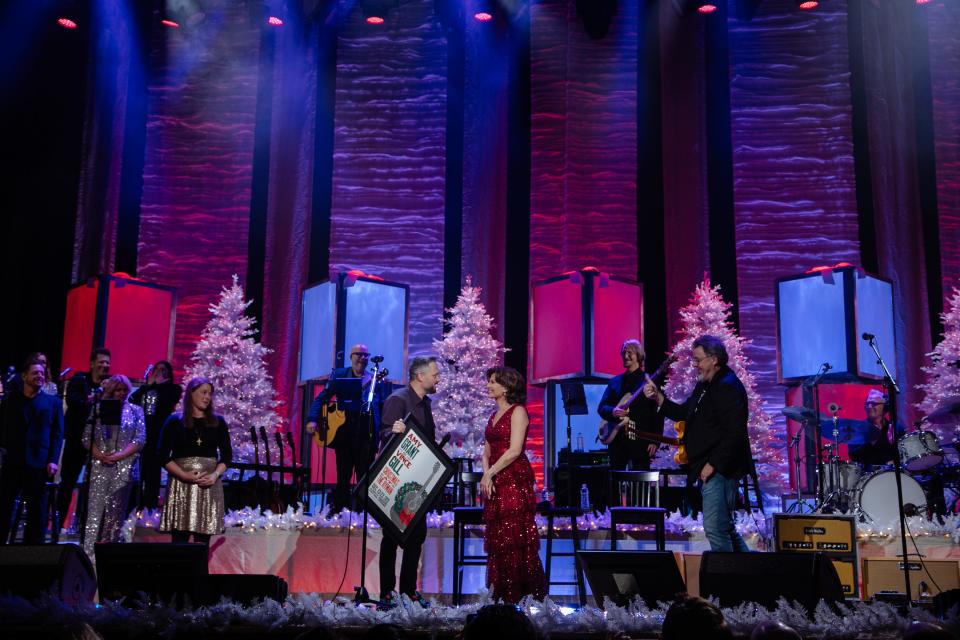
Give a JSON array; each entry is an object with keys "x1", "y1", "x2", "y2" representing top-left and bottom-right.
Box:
[
  {"x1": 56, "y1": 347, "x2": 111, "y2": 533},
  {"x1": 644, "y1": 335, "x2": 752, "y2": 552},
  {"x1": 305, "y1": 344, "x2": 387, "y2": 514},
  {"x1": 597, "y1": 339, "x2": 665, "y2": 470},
  {"x1": 0, "y1": 360, "x2": 64, "y2": 544}
]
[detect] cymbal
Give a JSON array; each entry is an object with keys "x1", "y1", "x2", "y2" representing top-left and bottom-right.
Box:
[
  {"x1": 782, "y1": 406, "x2": 817, "y2": 422},
  {"x1": 817, "y1": 418, "x2": 873, "y2": 446},
  {"x1": 925, "y1": 396, "x2": 960, "y2": 425}
]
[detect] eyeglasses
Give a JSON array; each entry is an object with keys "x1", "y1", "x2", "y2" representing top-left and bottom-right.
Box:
[
  {"x1": 350, "y1": 352, "x2": 370, "y2": 359},
  {"x1": 692, "y1": 355, "x2": 715, "y2": 365}
]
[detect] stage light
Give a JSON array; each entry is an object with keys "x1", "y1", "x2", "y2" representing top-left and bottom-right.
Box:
[
  {"x1": 698, "y1": 3, "x2": 718, "y2": 13},
  {"x1": 161, "y1": 19, "x2": 179, "y2": 28},
  {"x1": 474, "y1": 11, "x2": 493, "y2": 22},
  {"x1": 797, "y1": 0, "x2": 818, "y2": 9},
  {"x1": 473, "y1": 0, "x2": 496, "y2": 22},
  {"x1": 267, "y1": 15, "x2": 283, "y2": 26},
  {"x1": 363, "y1": 1, "x2": 394, "y2": 25},
  {"x1": 916, "y1": 0, "x2": 931, "y2": 4},
  {"x1": 57, "y1": 17, "x2": 78, "y2": 29}
]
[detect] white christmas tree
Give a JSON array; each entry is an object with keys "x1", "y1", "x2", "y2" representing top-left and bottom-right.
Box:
[
  {"x1": 917, "y1": 287, "x2": 960, "y2": 442},
  {"x1": 661, "y1": 278, "x2": 780, "y2": 490},
  {"x1": 432, "y1": 277, "x2": 507, "y2": 459},
  {"x1": 185, "y1": 275, "x2": 282, "y2": 465}
]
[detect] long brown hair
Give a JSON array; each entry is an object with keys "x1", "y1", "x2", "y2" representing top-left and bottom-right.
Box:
[{"x1": 182, "y1": 377, "x2": 217, "y2": 429}]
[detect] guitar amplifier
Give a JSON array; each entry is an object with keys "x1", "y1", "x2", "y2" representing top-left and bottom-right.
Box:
[
  {"x1": 829, "y1": 556, "x2": 860, "y2": 598},
  {"x1": 774, "y1": 514, "x2": 857, "y2": 554},
  {"x1": 558, "y1": 450, "x2": 610, "y2": 466},
  {"x1": 862, "y1": 558, "x2": 960, "y2": 599}
]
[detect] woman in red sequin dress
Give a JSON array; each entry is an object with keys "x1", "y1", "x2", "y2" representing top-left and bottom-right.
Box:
[{"x1": 480, "y1": 366, "x2": 546, "y2": 602}]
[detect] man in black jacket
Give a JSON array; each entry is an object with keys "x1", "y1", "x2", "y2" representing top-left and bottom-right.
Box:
[
  {"x1": 57, "y1": 348, "x2": 111, "y2": 533},
  {"x1": 597, "y1": 339, "x2": 664, "y2": 470},
  {"x1": 644, "y1": 335, "x2": 752, "y2": 552},
  {"x1": 0, "y1": 360, "x2": 64, "y2": 543},
  {"x1": 305, "y1": 344, "x2": 387, "y2": 514}
]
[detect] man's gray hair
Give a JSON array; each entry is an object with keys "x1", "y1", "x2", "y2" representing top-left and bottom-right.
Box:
[
  {"x1": 692, "y1": 335, "x2": 728, "y2": 367},
  {"x1": 409, "y1": 355, "x2": 438, "y2": 380}
]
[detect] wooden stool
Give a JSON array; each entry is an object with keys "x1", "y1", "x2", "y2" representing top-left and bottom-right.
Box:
[
  {"x1": 609, "y1": 506, "x2": 667, "y2": 551},
  {"x1": 539, "y1": 505, "x2": 587, "y2": 606}
]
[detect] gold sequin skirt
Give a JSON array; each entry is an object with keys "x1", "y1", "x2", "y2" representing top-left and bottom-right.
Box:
[{"x1": 159, "y1": 457, "x2": 225, "y2": 535}]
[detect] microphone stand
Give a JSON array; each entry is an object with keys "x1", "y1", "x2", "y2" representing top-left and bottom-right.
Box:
[
  {"x1": 806, "y1": 363, "x2": 829, "y2": 509},
  {"x1": 355, "y1": 360, "x2": 382, "y2": 605},
  {"x1": 78, "y1": 387, "x2": 102, "y2": 548},
  {"x1": 865, "y1": 335, "x2": 912, "y2": 604}
]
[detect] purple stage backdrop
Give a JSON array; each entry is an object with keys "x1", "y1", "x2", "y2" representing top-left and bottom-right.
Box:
[{"x1": 727, "y1": 0, "x2": 861, "y2": 440}]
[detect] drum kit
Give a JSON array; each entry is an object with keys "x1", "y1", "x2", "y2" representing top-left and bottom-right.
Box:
[{"x1": 783, "y1": 397, "x2": 960, "y2": 523}]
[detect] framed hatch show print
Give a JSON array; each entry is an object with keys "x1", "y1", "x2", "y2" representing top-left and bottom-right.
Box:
[{"x1": 362, "y1": 419, "x2": 455, "y2": 546}]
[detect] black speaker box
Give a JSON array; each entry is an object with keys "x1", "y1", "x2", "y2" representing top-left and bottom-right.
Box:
[
  {"x1": 96, "y1": 542, "x2": 208, "y2": 606},
  {"x1": 577, "y1": 550, "x2": 686, "y2": 608},
  {"x1": 0, "y1": 543, "x2": 95, "y2": 605},
  {"x1": 699, "y1": 551, "x2": 844, "y2": 610}
]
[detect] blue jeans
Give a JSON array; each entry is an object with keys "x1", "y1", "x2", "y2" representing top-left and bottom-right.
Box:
[{"x1": 701, "y1": 471, "x2": 750, "y2": 552}]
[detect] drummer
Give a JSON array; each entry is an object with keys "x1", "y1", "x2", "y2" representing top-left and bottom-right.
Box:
[{"x1": 848, "y1": 389, "x2": 905, "y2": 468}]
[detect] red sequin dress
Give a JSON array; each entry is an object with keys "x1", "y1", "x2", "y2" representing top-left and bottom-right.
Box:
[{"x1": 483, "y1": 404, "x2": 546, "y2": 602}]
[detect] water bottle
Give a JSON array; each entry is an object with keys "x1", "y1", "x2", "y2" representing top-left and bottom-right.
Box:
[
  {"x1": 576, "y1": 432, "x2": 584, "y2": 452},
  {"x1": 580, "y1": 483, "x2": 590, "y2": 510}
]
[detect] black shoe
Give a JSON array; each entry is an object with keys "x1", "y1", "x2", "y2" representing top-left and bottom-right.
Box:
[
  {"x1": 410, "y1": 591, "x2": 430, "y2": 608},
  {"x1": 378, "y1": 591, "x2": 398, "y2": 608}
]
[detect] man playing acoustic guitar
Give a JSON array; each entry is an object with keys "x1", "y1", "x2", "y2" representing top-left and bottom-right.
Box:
[{"x1": 597, "y1": 339, "x2": 666, "y2": 471}]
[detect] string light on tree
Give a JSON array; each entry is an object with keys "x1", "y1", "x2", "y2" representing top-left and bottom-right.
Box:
[
  {"x1": 431, "y1": 277, "x2": 507, "y2": 460},
  {"x1": 662, "y1": 277, "x2": 780, "y2": 491},
  {"x1": 185, "y1": 275, "x2": 282, "y2": 467},
  {"x1": 917, "y1": 287, "x2": 960, "y2": 442}
]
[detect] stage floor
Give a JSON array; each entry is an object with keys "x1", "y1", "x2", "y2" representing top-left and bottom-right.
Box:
[{"x1": 131, "y1": 524, "x2": 960, "y2": 602}]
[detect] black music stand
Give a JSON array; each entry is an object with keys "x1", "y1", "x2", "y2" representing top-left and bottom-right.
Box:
[{"x1": 559, "y1": 382, "x2": 588, "y2": 507}]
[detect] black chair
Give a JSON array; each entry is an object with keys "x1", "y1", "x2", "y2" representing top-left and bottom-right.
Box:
[
  {"x1": 452, "y1": 506, "x2": 485, "y2": 605},
  {"x1": 738, "y1": 460, "x2": 764, "y2": 513},
  {"x1": 608, "y1": 470, "x2": 666, "y2": 551},
  {"x1": 538, "y1": 504, "x2": 587, "y2": 606}
]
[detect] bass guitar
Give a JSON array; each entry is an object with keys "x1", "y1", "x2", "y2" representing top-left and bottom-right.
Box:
[
  {"x1": 598, "y1": 353, "x2": 677, "y2": 445},
  {"x1": 314, "y1": 368, "x2": 390, "y2": 447}
]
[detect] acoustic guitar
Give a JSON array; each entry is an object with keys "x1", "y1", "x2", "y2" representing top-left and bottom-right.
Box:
[{"x1": 313, "y1": 368, "x2": 389, "y2": 447}]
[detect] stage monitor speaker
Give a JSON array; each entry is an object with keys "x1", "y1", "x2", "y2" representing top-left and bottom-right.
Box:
[
  {"x1": 0, "y1": 543, "x2": 95, "y2": 605},
  {"x1": 95, "y1": 542, "x2": 208, "y2": 606},
  {"x1": 699, "y1": 552, "x2": 844, "y2": 610},
  {"x1": 862, "y1": 558, "x2": 960, "y2": 599},
  {"x1": 577, "y1": 550, "x2": 685, "y2": 608},
  {"x1": 206, "y1": 574, "x2": 289, "y2": 605}
]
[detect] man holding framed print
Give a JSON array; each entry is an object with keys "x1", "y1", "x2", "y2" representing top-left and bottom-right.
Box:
[{"x1": 377, "y1": 355, "x2": 441, "y2": 605}]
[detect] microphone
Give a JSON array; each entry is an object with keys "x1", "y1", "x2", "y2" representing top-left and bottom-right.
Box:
[
  {"x1": 439, "y1": 433, "x2": 451, "y2": 448},
  {"x1": 828, "y1": 402, "x2": 842, "y2": 414},
  {"x1": 862, "y1": 332, "x2": 875, "y2": 341},
  {"x1": 143, "y1": 363, "x2": 154, "y2": 381},
  {"x1": 822, "y1": 362, "x2": 833, "y2": 371},
  {"x1": 903, "y1": 503, "x2": 918, "y2": 517},
  {"x1": 58, "y1": 367, "x2": 72, "y2": 379},
  {"x1": 371, "y1": 355, "x2": 385, "y2": 364}
]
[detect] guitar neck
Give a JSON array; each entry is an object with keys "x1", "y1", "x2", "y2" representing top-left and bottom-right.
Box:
[{"x1": 633, "y1": 430, "x2": 680, "y2": 447}]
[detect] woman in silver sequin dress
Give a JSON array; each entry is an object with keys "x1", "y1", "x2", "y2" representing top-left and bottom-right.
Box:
[
  {"x1": 158, "y1": 377, "x2": 232, "y2": 545},
  {"x1": 82, "y1": 374, "x2": 145, "y2": 559}
]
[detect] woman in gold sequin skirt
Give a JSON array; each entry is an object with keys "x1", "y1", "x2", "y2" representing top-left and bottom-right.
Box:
[
  {"x1": 81, "y1": 374, "x2": 145, "y2": 559},
  {"x1": 158, "y1": 377, "x2": 232, "y2": 545}
]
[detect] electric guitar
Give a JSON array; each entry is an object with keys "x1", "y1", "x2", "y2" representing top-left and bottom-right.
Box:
[
  {"x1": 598, "y1": 353, "x2": 677, "y2": 445},
  {"x1": 314, "y1": 368, "x2": 389, "y2": 447}
]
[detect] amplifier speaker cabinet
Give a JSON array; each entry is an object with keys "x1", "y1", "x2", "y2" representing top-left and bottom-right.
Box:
[
  {"x1": 774, "y1": 514, "x2": 857, "y2": 554},
  {"x1": 862, "y1": 558, "x2": 960, "y2": 599}
]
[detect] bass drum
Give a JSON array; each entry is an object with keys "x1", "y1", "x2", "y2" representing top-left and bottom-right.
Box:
[{"x1": 853, "y1": 470, "x2": 926, "y2": 523}]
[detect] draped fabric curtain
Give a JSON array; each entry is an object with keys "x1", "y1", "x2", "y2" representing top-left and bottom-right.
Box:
[
  {"x1": 855, "y1": 0, "x2": 932, "y2": 420},
  {"x1": 260, "y1": 15, "x2": 321, "y2": 440}
]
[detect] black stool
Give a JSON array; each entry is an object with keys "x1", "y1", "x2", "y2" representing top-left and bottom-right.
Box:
[
  {"x1": 609, "y1": 506, "x2": 667, "y2": 551},
  {"x1": 8, "y1": 482, "x2": 61, "y2": 544},
  {"x1": 539, "y1": 505, "x2": 587, "y2": 606},
  {"x1": 452, "y1": 506, "x2": 486, "y2": 605},
  {"x1": 739, "y1": 461, "x2": 764, "y2": 513}
]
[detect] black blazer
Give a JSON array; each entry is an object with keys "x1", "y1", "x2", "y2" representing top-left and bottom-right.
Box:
[
  {"x1": 0, "y1": 389, "x2": 64, "y2": 470},
  {"x1": 659, "y1": 366, "x2": 753, "y2": 480}
]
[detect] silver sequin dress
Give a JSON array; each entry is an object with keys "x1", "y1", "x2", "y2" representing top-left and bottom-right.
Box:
[{"x1": 82, "y1": 402, "x2": 146, "y2": 558}]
